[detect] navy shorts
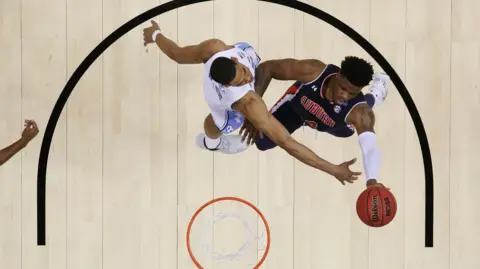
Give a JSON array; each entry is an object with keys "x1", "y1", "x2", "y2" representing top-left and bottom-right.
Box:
[{"x1": 255, "y1": 86, "x2": 355, "y2": 151}]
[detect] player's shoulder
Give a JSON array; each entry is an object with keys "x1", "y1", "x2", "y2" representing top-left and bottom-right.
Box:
[
  {"x1": 308, "y1": 59, "x2": 327, "y2": 68},
  {"x1": 293, "y1": 59, "x2": 327, "y2": 74},
  {"x1": 317, "y1": 63, "x2": 341, "y2": 80},
  {"x1": 204, "y1": 38, "x2": 230, "y2": 51},
  {"x1": 201, "y1": 39, "x2": 233, "y2": 61},
  {"x1": 324, "y1": 63, "x2": 341, "y2": 72},
  {"x1": 299, "y1": 62, "x2": 338, "y2": 85},
  {"x1": 345, "y1": 93, "x2": 367, "y2": 110}
]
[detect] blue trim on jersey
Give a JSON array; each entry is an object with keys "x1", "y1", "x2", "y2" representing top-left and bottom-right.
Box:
[
  {"x1": 233, "y1": 42, "x2": 262, "y2": 64},
  {"x1": 220, "y1": 110, "x2": 245, "y2": 134},
  {"x1": 233, "y1": 42, "x2": 252, "y2": 50}
]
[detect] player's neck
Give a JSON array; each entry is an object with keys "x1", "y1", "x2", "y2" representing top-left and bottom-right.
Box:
[{"x1": 324, "y1": 85, "x2": 333, "y2": 101}]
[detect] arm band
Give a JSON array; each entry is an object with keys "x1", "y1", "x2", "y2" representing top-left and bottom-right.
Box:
[
  {"x1": 358, "y1": 131, "x2": 381, "y2": 182},
  {"x1": 152, "y1": 29, "x2": 161, "y2": 42}
]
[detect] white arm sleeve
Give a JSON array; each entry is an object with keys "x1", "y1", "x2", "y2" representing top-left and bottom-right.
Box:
[{"x1": 358, "y1": 131, "x2": 381, "y2": 182}]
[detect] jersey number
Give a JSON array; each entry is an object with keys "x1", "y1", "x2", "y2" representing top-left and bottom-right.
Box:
[{"x1": 305, "y1": 120, "x2": 318, "y2": 129}]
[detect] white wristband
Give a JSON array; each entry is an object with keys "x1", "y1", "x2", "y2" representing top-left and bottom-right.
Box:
[{"x1": 151, "y1": 29, "x2": 161, "y2": 42}]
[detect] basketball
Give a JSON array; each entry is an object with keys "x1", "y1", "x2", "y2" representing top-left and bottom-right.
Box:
[{"x1": 356, "y1": 187, "x2": 397, "y2": 227}]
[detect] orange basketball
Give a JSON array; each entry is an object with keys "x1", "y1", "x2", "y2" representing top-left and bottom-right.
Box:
[{"x1": 356, "y1": 187, "x2": 397, "y2": 227}]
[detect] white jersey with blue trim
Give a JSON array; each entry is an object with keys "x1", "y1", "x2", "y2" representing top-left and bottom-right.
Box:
[{"x1": 202, "y1": 42, "x2": 261, "y2": 131}]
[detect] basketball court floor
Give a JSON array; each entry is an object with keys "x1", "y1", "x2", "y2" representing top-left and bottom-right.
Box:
[{"x1": 0, "y1": 0, "x2": 479, "y2": 268}]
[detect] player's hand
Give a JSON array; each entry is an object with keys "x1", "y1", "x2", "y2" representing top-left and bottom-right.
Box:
[
  {"x1": 239, "y1": 119, "x2": 263, "y2": 145},
  {"x1": 143, "y1": 20, "x2": 161, "y2": 46},
  {"x1": 21, "y1": 119, "x2": 39, "y2": 143},
  {"x1": 366, "y1": 179, "x2": 390, "y2": 190},
  {"x1": 333, "y1": 158, "x2": 362, "y2": 185}
]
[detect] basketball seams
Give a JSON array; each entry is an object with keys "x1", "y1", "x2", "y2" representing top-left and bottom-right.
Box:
[
  {"x1": 378, "y1": 187, "x2": 385, "y2": 226},
  {"x1": 365, "y1": 188, "x2": 374, "y2": 226}
]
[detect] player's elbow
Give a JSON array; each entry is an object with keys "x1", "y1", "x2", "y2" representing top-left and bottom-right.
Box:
[
  {"x1": 169, "y1": 46, "x2": 190, "y2": 64},
  {"x1": 167, "y1": 49, "x2": 181, "y2": 63},
  {"x1": 206, "y1": 39, "x2": 226, "y2": 48}
]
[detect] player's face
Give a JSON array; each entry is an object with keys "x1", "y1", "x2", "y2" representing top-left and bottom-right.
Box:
[
  {"x1": 228, "y1": 59, "x2": 254, "y2": 86},
  {"x1": 331, "y1": 74, "x2": 363, "y2": 104}
]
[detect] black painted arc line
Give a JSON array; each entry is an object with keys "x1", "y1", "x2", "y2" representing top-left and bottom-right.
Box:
[
  {"x1": 37, "y1": 0, "x2": 434, "y2": 248},
  {"x1": 36, "y1": 0, "x2": 210, "y2": 246}
]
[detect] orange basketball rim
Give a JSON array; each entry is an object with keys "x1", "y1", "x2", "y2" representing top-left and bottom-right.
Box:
[{"x1": 186, "y1": 196, "x2": 271, "y2": 269}]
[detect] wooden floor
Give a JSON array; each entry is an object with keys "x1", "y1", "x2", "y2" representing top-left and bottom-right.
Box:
[{"x1": 1, "y1": 0, "x2": 479, "y2": 268}]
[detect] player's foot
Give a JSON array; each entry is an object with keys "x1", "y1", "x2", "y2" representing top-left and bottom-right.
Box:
[
  {"x1": 368, "y1": 72, "x2": 390, "y2": 107},
  {"x1": 195, "y1": 133, "x2": 249, "y2": 154}
]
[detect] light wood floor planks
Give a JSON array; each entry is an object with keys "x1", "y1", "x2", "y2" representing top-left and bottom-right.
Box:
[{"x1": 0, "y1": 0, "x2": 479, "y2": 268}]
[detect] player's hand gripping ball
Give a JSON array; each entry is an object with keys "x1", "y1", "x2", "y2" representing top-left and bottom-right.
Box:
[{"x1": 356, "y1": 182, "x2": 397, "y2": 227}]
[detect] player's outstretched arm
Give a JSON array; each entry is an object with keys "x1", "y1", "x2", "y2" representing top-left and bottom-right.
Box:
[
  {"x1": 254, "y1": 58, "x2": 326, "y2": 97},
  {"x1": 142, "y1": 20, "x2": 228, "y2": 64},
  {"x1": 0, "y1": 119, "x2": 39, "y2": 166},
  {"x1": 346, "y1": 104, "x2": 385, "y2": 188},
  {"x1": 233, "y1": 91, "x2": 361, "y2": 185}
]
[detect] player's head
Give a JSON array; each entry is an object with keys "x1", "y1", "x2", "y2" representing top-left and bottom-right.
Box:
[
  {"x1": 331, "y1": 56, "x2": 374, "y2": 104},
  {"x1": 210, "y1": 56, "x2": 254, "y2": 86}
]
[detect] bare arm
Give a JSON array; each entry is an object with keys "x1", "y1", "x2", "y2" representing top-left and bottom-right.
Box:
[
  {"x1": 154, "y1": 36, "x2": 228, "y2": 64},
  {"x1": 0, "y1": 138, "x2": 28, "y2": 166},
  {"x1": 143, "y1": 20, "x2": 229, "y2": 64},
  {"x1": 254, "y1": 58, "x2": 326, "y2": 97},
  {"x1": 232, "y1": 91, "x2": 341, "y2": 176}
]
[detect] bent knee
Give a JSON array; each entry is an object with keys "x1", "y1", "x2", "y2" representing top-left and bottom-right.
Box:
[
  {"x1": 255, "y1": 139, "x2": 276, "y2": 151},
  {"x1": 204, "y1": 114, "x2": 221, "y2": 137},
  {"x1": 328, "y1": 126, "x2": 355, "y2": 138}
]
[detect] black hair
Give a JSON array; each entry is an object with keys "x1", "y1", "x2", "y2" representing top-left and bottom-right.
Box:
[
  {"x1": 340, "y1": 56, "x2": 374, "y2": 87},
  {"x1": 210, "y1": 57, "x2": 237, "y2": 85}
]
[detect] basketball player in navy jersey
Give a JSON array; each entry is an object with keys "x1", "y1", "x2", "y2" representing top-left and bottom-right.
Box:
[
  {"x1": 143, "y1": 20, "x2": 362, "y2": 185},
  {"x1": 239, "y1": 57, "x2": 389, "y2": 188}
]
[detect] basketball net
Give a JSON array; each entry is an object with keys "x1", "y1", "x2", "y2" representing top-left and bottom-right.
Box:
[{"x1": 186, "y1": 197, "x2": 271, "y2": 269}]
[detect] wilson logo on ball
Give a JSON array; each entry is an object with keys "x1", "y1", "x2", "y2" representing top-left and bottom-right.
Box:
[
  {"x1": 371, "y1": 195, "x2": 379, "y2": 223},
  {"x1": 356, "y1": 187, "x2": 397, "y2": 228}
]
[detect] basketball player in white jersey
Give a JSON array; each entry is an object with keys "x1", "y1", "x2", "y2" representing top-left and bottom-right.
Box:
[{"x1": 142, "y1": 20, "x2": 361, "y2": 185}]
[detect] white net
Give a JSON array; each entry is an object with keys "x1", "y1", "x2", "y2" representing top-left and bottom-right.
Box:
[{"x1": 187, "y1": 197, "x2": 270, "y2": 269}]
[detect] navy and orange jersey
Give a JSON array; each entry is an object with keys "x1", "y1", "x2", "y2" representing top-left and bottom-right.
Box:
[{"x1": 271, "y1": 64, "x2": 367, "y2": 133}]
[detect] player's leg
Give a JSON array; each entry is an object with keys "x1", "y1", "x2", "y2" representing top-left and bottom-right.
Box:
[
  {"x1": 202, "y1": 113, "x2": 222, "y2": 144},
  {"x1": 255, "y1": 81, "x2": 304, "y2": 151},
  {"x1": 327, "y1": 125, "x2": 355, "y2": 138},
  {"x1": 364, "y1": 72, "x2": 390, "y2": 108},
  {"x1": 255, "y1": 102, "x2": 304, "y2": 151},
  {"x1": 196, "y1": 111, "x2": 249, "y2": 154}
]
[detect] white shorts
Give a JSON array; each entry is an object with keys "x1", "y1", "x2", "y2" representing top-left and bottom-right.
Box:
[{"x1": 216, "y1": 110, "x2": 246, "y2": 134}]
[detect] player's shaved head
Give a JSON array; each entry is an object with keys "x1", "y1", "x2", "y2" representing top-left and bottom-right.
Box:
[{"x1": 210, "y1": 57, "x2": 237, "y2": 85}]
